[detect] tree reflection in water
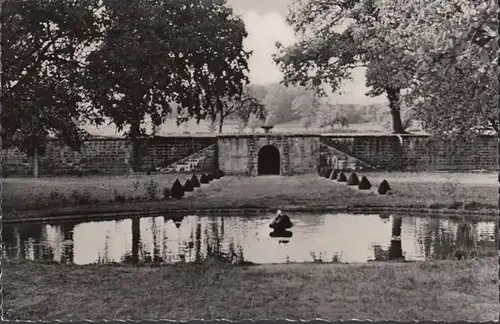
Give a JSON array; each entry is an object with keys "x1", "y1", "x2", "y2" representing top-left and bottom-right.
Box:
[
  {"x1": 372, "y1": 215, "x2": 405, "y2": 262},
  {"x1": 151, "y1": 217, "x2": 162, "y2": 264},
  {"x1": 122, "y1": 218, "x2": 141, "y2": 264},
  {"x1": 60, "y1": 222, "x2": 75, "y2": 264},
  {"x1": 420, "y1": 218, "x2": 477, "y2": 260},
  {"x1": 454, "y1": 222, "x2": 475, "y2": 259},
  {"x1": 4, "y1": 213, "x2": 495, "y2": 265}
]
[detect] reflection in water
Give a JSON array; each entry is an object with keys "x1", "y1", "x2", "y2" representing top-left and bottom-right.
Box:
[
  {"x1": 172, "y1": 215, "x2": 184, "y2": 228},
  {"x1": 2, "y1": 213, "x2": 496, "y2": 265},
  {"x1": 269, "y1": 230, "x2": 293, "y2": 238}
]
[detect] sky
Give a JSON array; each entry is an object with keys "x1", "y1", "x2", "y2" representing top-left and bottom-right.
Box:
[{"x1": 226, "y1": 0, "x2": 387, "y2": 105}]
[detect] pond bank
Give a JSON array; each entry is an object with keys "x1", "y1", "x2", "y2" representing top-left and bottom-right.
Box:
[
  {"x1": 4, "y1": 204, "x2": 497, "y2": 224},
  {"x1": 4, "y1": 173, "x2": 497, "y2": 223},
  {"x1": 3, "y1": 257, "x2": 496, "y2": 321}
]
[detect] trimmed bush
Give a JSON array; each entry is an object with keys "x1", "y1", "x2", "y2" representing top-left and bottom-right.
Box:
[
  {"x1": 206, "y1": 173, "x2": 214, "y2": 182},
  {"x1": 191, "y1": 174, "x2": 201, "y2": 187},
  {"x1": 346, "y1": 172, "x2": 360, "y2": 186},
  {"x1": 329, "y1": 169, "x2": 339, "y2": 180},
  {"x1": 213, "y1": 169, "x2": 221, "y2": 179},
  {"x1": 171, "y1": 179, "x2": 185, "y2": 199},
  {"x1": 183, "y1": 179, "x2": 194, "y2": 192},
  {"x1": 377, "y1": 180, "x2": 391, "y2": 195},
  {"x1": 358, "y1": 176, "x2": 372, "y2": 190},
  {"x1": 324, "y1": 168, "x2": 333, "y2": 178},
  {"x1": 200, "y1": 174, "x2": 209, "y2": 184},
  {"x1": 336, "y1": 171, "x2": 347, "y2": 182},
  {"x1": 219, "y1": 169, "x2": 225, "y2": 177},
  {"x1": 163, "y1": 187, "x2": 171, "y2": 199}
]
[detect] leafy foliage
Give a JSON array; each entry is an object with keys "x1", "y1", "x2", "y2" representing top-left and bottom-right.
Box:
[
  {"x1": 211, "y1": 87, "x2": 266, "y2": 133},
  {"x1": 291, "y1": 92, "x2": 320, "y2": 129},
  {"x1": 375, "y1": 0, "x2": 499, "y2": 139},
  {"x1": 261, "y1": 83, "x2": 310, "y2": 124},
  {"x1": 274, "y1": 0, "x2": 410, "y2": 133},
  {"x1": 83, "y1": 0, "x2": 251, "y2": 169},
  {"x1": 1, "y1": 0, "x2": 103, "y2": 175},
  {"x1": 276, "y1": 0, "x2": 498, "y2": 139}
]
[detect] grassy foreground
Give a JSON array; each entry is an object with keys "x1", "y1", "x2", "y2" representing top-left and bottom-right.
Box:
[
  {"x1": 3, "y1": 257, "x2": 497, "y2": 321},
  {"x1": 3, "y1": 171, "x2": 497, "y2": 221}
]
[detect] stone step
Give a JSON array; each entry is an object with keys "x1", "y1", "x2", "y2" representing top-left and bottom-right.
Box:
[{"x1": 160, "y1": 143, "x2": 216, "y2": 173}]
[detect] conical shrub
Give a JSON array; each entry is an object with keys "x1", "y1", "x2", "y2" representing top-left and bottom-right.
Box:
[
  {"x1": 330, "y1": 169, "x2": 339, "y2": 180},
  {"x1": 378, "y1": 180, "x2": 391, "y2": 195},
  {"x1": 336, "y1": 171, "x2": 347, "y2": 182},
  {"x1": 206, "y1": 173, "x2": 214, "y2": 182},
  {"x1": 183, "y1": 179, "x2": 194, "y2": 192},
  {"x1": 191, "y1": 174, "x2": 200, "y2": 187},
  {"x1": 346, "y1": 172, "x2": 360, "y2": 186},
  {"x1": 171, "y1": 179, "x2": 185, "y2": 199},
  {"x1": 358, "y1": 176, "x2": 372, "y2": 190},
  {"x1": 200, "y1": 174, "x2": 209, "y2": 184},
  {"x1": 213, "y1": 169, "x2": 221, "y2": 179},
  {"x1": 324, "y1": 168, "x2": 333, "y2": 178}
]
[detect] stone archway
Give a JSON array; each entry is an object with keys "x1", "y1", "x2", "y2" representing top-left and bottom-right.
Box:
[{"x1": 257, "y1": 145, "x2": 280, "y2": 175}]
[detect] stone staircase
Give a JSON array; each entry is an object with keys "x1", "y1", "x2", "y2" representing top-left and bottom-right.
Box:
[
  {"x1": 159, "y1": 144, "x2": 217, "y2": 173},
  {"x1": 320, "y1": 142, "x2": 377, "y2": 171}
]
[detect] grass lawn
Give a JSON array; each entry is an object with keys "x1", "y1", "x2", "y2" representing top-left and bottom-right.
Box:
[
  {"x1": 3, "y1": 257, "x2": 497, "y2": 321},
  {"x1": 3, "y1": 171, "x2": 497, "y2": 221}
]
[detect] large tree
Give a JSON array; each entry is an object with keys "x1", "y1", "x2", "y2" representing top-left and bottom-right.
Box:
[
  {"x1": 373, "y1": 0, "x2": 498, "y2": 139},
  {"x1": 84, "y1": 0, "x2": 251, "y2": 171},
  {"x1": 207, "y1": 87, "x2": 266, "y2": 133},
  {"x1": 1, "y1": 0, "x2": 104, "y2": 177},
  {"x1": 274, "y1": 0, "x2": 416, "y2": 134},
  {"x1": 290, "y1": 92, "x2": 320, "y2": 130},
  {"x1": 261, "y1": 83, "x2": 310, "y2": 124}
]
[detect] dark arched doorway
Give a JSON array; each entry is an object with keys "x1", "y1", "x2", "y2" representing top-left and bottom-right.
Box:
[{"x1": 258, "y1": 145, "x2": 280, "y2": 175}]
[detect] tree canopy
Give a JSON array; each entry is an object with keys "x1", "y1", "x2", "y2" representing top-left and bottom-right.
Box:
[
  {"x1": 375, "y1": 0, "x2": 498, "y2": 139},
  {"x1": 274, "y1": 0, "x2": 498, "y2": 138},
  {"x1": 3, "y1": 0, "x2": 253, "y2": 174},
  {"x1": 1, "y1": 0, "x2": 105, "y2": 176},
  {"x1": 2, "y1": 0, "x2": 103, "y2": 145},
  {"x1": 82, "y1": 0, "x2": 251, "y2": 170}
]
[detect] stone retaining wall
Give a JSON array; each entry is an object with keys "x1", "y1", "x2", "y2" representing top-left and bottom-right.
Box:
[
  {"x1": 1, "y1": 134, "x2": 496, "y2": 176},
  {"x1": 321, "y1": 134, "x2": 497, "y2": 171}
]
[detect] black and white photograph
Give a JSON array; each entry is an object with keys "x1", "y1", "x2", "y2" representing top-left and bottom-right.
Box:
[{"x1": 1, "y1": 0, "x2": 498, "y2": 321}]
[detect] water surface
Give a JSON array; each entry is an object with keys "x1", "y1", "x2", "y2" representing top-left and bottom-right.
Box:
[{"x1": 2, "y1": 212, "x2": 496, "y2": 265}]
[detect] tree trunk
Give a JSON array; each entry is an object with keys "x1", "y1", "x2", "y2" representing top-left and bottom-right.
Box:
[
  {"x1": 389, "y1": 216, "x2": 403, "y2": 260},
  {"x1": 386, "y1": 87, "x2": 407, "y2": 134},
  {"x1": 130, "y1": 120, "x2": 142, "y2": 173},
  {"x1": 131, "y1": 217, "x2": 140, "y2": 264},
  {"x1": 0, "y1": 0, "x2": 2, "y2": 167},
  {"x1": 216, "y1": 96, "x2": 224, "y2": 134},
  {"x1": 32, "y1": 142, "x2": 39, "y2": 178},
  {"x1": 218, "y1": 118, "x2": 224, "y2": 133}
]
